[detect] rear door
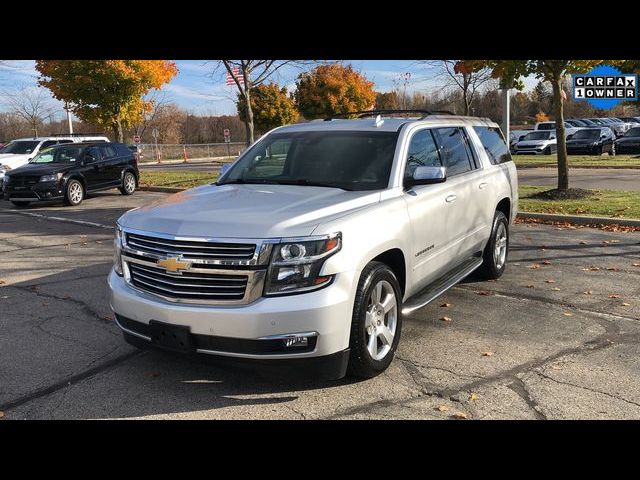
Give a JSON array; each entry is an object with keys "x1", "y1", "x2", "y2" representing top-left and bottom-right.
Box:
[
  {"x1": 432, "y1": 126, "x2": 484, "y2": 261},
  {"x1": 99, "y1": 144, "x2": 122, "y2": 186},
  {"x1": 82, "y1": 146, "x2": 104, "y2": 189}
]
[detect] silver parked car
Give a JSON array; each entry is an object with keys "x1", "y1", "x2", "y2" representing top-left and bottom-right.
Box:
[
  {"x1": 108, "y1": 111, "x2": 518, "y2": 379},
  {"x1": 513, "y1": 130, "x2": 557, "y2": 155}
]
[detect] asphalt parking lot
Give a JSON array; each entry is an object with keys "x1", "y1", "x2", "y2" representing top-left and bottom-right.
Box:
[{"x1": 1, "y1": 190, "x2": 639, "y2": 419}]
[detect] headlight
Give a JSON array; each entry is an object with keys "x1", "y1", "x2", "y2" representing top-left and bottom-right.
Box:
[
  {"x1": 264, "y1": 233, "x2": 341, "y2": 295},
  {"x1": 114, "y1": 225, "x2": 124, "y2": 276},
  {"x1": 39, "y1": 173, "x2": 63, "y2": 183}
]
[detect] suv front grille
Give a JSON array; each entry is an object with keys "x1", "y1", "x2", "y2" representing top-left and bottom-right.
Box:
[
  {"x1": 126, "y1": 232, "x2": 256, "y2": 260},
  {"x1": 121, "y1": 229, "x2": 270, "y2": 305},
  {"x1": 128, "y1": 263, "x2": 248, "y2": 301},
  {"x1": 6, "y1": 175, "x2": 39, "y2": 187}
]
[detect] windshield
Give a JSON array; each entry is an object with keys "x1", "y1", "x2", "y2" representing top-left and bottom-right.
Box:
[
  {"x1": 0, "y1": 140, "x2": 40, "y2": 155},
  {"x1": 218, "y1": 131, "x2": 399, "y2": 191},
  {"x1": 571, "y1": 129, "x2": 600, "y2": 140},
  {"x1": 523, "y1": 131, "x2": 552, "y2": 141},
  {"x1": 30, "y1": 145, "x2": 84, "y2": 164},
  {"x1": 537, "y1": 123, "x2": 555, "y2": 130},
  {"x1": 625, "y1": 127, "x2": 640, "y2": 137}
]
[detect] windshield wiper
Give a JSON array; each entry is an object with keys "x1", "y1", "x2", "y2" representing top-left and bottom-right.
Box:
[
  {"x1": 274, "y1": 179, "x2": 351, "y2": 190},
  {"x1": 216, "y1": 178, "x2": 275, "y2": 186}
]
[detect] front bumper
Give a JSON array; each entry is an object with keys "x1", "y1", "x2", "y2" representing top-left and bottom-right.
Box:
[
  {"x1": 108, "y1": 268, "x2": 357, "y2": 362},
  {"x1": 615, "y1": 144, "x2": 640, "y2": 154},
  {"x1": 3, "y1": 181, "x2": 64, "y2": 202}
]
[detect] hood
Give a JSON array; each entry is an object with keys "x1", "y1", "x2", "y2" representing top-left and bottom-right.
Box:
[
  {"x1": 0, "y1": 153, "x2": 31, "y2": 169},
  {"x1": 119, "y1": 183, "x2": 382, "y2": 238},
  {"x1": 567, "y1": 138, "x2": 599, "y2": 145},
  {"x1": 616, "y1": 137, "x2": 640, "y2": 144},
  {"x1": 8, "y1": 162, "x2": 73, "y2": 176},
  {"x1": 517, "y1": 139, "x2": 553, "y2": 147}
]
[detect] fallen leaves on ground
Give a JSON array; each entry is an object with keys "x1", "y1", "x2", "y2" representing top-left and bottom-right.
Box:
[
  {"x1": 584, "y1": 290, "x2": 593, "y2": 295},
  {"x1": 622, "y1": 303, "x2": 631, "y2": 307},
  {"x1": 579, "y1": 241, "x2": 587, "y2": 245},
  {"x1": 482, "y1": 351, "x2": 494, "y2": 357},
  {"x1": 632, "y1": 263, "x2": 640, "y2": 267},
  {"x1": 0, "y1": 279, "x2": 5, "y2": 285},
  {"x1": 476, "y1": 290, "x2": 495, "y2": 296},
  {"x1": 551, "y1": 287, "x2": 561, "y2": 291},
  {"x1": 439, "y1": 316, "x2": 452, "y2": 322},
  {"x1": 102, "y1": 315, "x2": 114, "y2": 321},
  {"x1": 529, "y1": 264, "x2": 541, "y2": 269},
  {"x1": 440, "y1": 303, "x2": 452, "y2": 308},
  {"x1": 436, "y1": 405, "x2": 449, "y2": 412},
  {"x1": 563, "y1": 312, "x2": 573, "y2": 317},
  {"x1": 451, "y1": 412, "x2": 468, "y2": 420},
  {"x1": 526, "y1": 284, "x2": 535, "y2": 288},
  {"x1": 545, "y1": 279, "x2": 556, "y2": 283},
  {"x1": 469, "y1": 393, "x2": 479, "y2": 402},
  {"x1": 608, "y1": 294, "x2": 622, "y2": 299},
  {"x1": 582, "y1": 266, "x2": 600, "y2": 272},
  {"x1": 606, "y1": 267, "x2": 619, "y2": 272},
  {"x1": 541, "y1": 260, "x2": 552, "y2": 265}
]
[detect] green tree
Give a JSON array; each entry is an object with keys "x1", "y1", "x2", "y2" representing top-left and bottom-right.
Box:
[
  {"x1": 462, "y1": 60, "x2": 625, "y2": 191},
  {"x1": 35, "y1": 60, "x2": 177, "y2": 142},
  {"x1": 294, "y1": 63, "x2": 376, "y2": 119},
  {"x1": 237, "y1": 83, "x2": 298, "y2": 134}
]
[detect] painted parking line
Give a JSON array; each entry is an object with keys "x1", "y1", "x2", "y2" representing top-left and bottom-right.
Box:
[{"x1": 0, "y1": 208, "x2": 114, "y2": 230}]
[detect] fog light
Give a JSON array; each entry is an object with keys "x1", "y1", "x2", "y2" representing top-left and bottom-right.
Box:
[{"x1": 283, "y1": 335, "x2": 310, "y2": 348}]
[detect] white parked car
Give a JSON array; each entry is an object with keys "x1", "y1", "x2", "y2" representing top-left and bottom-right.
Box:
[
  {"x1": 535, "y1": 121, "x2": 581, "y2": 138},
  {"x1": 509, "y1": 129, "x2": 535, "y2": 152},
  {"x1": 0, "y1": 135, "x2": 110, "y2": 190},
  {"x1": 108, "y1": 111, "x2": 518, "y2": 380},
  {"x1": 513, "y1": 130, "x2": 557, "y2": 155}
]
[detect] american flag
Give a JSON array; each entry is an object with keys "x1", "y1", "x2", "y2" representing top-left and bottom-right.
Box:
[{"x1": 226, "y1": 67, "x2": 245, "y2": 86}]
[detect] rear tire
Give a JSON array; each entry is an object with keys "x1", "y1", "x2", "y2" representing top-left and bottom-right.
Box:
[
  {"x1": 347, "y1": 261, "x2": 403, "y2": 379},
  {"x1": 477, "y1": 211, "x2": 509, "y2": 280},
  {"x1": 11, "y1": 201, "x2": 30, "y2": 208},
  {"x1": 544, "y1": 146, "x2": 552, "y2": 155},
  {"x1": 64, "y1": 179, "x2": 84, "y2": 206},
  {"x1": 119, "y1": 171, "x2": 136, "y2": 195}
]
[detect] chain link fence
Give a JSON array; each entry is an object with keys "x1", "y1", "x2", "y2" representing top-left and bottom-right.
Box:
[{"x1": 137, "y1": 142, "x2": 247, "y2": 163}]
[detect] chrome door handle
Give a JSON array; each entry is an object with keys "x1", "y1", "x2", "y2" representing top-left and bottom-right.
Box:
[
  {"x1": 479, "y1": 182, "x2": 488, "y2": 190},
  {"x1": 445, "y1": 194, "x2": 457, "y2": 203}
]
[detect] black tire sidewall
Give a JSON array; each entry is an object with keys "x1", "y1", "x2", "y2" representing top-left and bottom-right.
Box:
[
  {"x1": 348, "y1": 262, "x2": 403, "y2": 378},
  {"x1": 65, "y1": 179, "x2": 84, "y2": 206},
  {"x1": 479, "y1": 211, "x2": 509, "y2": 279}
]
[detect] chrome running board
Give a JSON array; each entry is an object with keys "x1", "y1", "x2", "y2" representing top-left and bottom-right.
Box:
[{"x1": 402, "y1": 255, "x2": 483, "y2": 315}]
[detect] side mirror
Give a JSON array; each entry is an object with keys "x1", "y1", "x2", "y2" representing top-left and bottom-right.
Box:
[
  {"x1": 406, "y1": 166, "x2": 446, "y2": 188},
  {"x1": 84, "y1": 154, "x2": 95, "y2": 163},
  {"x1": 219, "y1": 163, "x2": 232, "y2": 177}
]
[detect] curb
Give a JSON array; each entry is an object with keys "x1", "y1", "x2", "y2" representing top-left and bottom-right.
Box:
[
  {"x1": 139, "y1": 186, "x2": 184, "y2": 193},
  {"x1": 517, "y1": 211, "x2": 640, "y2": 227},
  {"x1": 516, "y1": 164, "x2": 640, "y2": 170}
]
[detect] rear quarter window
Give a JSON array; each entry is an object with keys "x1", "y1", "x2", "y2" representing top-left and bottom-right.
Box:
[{"x1": 473, "y1": 126, "x2": 512, "y2": 165}]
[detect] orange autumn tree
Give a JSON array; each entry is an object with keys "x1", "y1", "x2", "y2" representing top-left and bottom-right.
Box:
[
  {"x1": 294, "y1": 63, "x2": 376, "y2": 119},
  {"x1": 36, "y1": 60, "x2": 177, "y2": 142}
]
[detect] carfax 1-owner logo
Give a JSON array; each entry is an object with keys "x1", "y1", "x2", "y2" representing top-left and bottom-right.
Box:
[{"x1": 573, "y1": 64, "x2": 638, "y2": 110}]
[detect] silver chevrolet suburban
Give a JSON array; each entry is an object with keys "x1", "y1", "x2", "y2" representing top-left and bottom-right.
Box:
[{"x1": 108, "y1": 111, "x2": 518, "y2": 380}]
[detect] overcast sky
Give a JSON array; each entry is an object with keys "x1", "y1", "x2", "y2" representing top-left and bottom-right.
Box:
[{"x1": 0, "y1": 60, "x2": 538, "y2": 120}]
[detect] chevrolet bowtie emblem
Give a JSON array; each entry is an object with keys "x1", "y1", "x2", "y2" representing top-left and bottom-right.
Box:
[{"x1": 157, "y1": 256, "x2": 191, "y2": 274}]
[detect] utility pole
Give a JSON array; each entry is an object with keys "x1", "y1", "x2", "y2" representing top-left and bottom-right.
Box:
[
  {"x1": 65, "y1": 103, "x2": 73, "y2": 134},
  {"x1": 501, "y1": 88, "x2": 510, "y2": 141}
]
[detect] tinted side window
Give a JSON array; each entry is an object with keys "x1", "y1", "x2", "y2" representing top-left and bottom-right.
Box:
[
  {"x1": 100, "y1": 145, "x2": 117, "y2": 159},
  {"x1": 41, "y1": 140, "x2": 57, "y2": 149},
  {"x1": 57, "y1": 140, "x2": 74, "y2": 145},
  {"x1": 404, "y1": 129, "x2": 442, "y2": 179},
  {"x1": 86, "y1": 147, "x2": 103, "y2": 161},
  {"x1": 433, "y1": 127, "x2": 474, "y2": 177},
  {"x1": 473, "y1": 126, "x2": 512, "y2": 165}
]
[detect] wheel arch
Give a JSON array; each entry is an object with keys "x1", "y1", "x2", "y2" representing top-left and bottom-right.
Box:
[{"x1": 370, "y1": 248, "x2": 406, "y2": 297}]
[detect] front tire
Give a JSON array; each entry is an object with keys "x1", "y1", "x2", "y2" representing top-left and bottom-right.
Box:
[
  {"x1": 64, "y1": 179, "x2": 84, "y2": 206},
  {"x1": 609, "y1": 143, "x2": 616, "y2": 156},
  {"x1": 544, "y1": 146, "x2": 552, "y2": 155},
  {"x1": 477, "y1": 211, "x2": 509, "y2": 280},
  {"x1": 347, "y1": 261, "x2": 403, "y2": 379},
  {"x1": 119, "y1": 171, "x2": 136, "y2": 195}
]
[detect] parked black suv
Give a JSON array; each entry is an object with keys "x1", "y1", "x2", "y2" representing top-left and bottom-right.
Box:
[
  {"x1": 614, "y1": 127, "x2": 640, "y2": 154},
  {"x1": 566, "y1": 128, "x2": 616, "y2": 156},
  {"x1": 2, "y1": 142, "x2": 138, "y2": 207}
]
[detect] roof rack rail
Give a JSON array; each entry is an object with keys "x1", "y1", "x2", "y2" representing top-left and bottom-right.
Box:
[
  {"x1": 48, "y1": 132, "x2": 107, "y2": 137},
  {"x1": 324, "y1": 109, "x2": 456, "y2": 121}
]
